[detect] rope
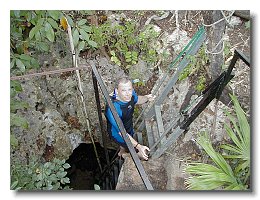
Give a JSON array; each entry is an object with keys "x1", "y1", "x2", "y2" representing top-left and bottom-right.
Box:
[
  {"x1": 203, "y1": 11, "x2": 235, "y2": 55},
  {"x1": 205, "y1": 36, "x2": 225, "y2": 55},
  {"x1": 65, "y1": 17, "x2": 103, "y2": 172},
  {"x1": 202, "y1": 10, "x2": 235, "y2": 27}
]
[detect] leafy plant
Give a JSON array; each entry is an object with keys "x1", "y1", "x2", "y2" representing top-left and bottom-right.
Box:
[
  {"x1": 66, "y1": 16, "x2": 97, "y2": 52},
  {"x1": 10, "y1": 80, "x2": 29, "y2": 148},
  {"x1": 195, "y1": 76, "x2": 206, "y2": 92},
  {"x1": 11, "y1": 158, "x2": 71, "y2": 190},
  {"x1": 91, "y1": 20, "x2": 160, "y2": 69},
  {"x1": 110, "y1": 50, "x2": 121, "y2": 66},
  {"x1": 184, "y1": 94, "x2": 250, "y2": 190},
  {"x1": 125, "y1": 51, "x2": 138, "y2": 66},
  {"x1": 10, "y1": 10, "x2": 63, "y2": 75},
  {"x1": 178, "y1": 45, "x2": 209, "y2": 92},
  {"x1": 221, "y1": 94, "x2": 250, "y2": 185}
]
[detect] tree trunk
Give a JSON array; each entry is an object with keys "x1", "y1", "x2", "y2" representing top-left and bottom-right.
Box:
[
  {"x1": 234, "y1": 10, "x2": 250, "y2": 21},
  {"x1": 202, "y1": 10, "x2": 232, "y2": 106},
  {"x1": 209, "y1": 10, "x2": 226, "y2": 80}
]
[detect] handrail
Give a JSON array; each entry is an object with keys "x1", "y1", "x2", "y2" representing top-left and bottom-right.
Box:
[
  {"x1": 133, "y1": 26, "x2": 206, "y2": 128},
  {"x1": 89, "y1": 61, "x2": 154, "y2": 190},
  {"x1": 180, "y1": 49, "x2": 250, "y2": 130}
]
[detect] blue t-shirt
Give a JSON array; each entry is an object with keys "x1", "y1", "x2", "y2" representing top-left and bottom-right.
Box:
[{"x1": 105, "y1": 90, "x2": 138, "y2": 145}]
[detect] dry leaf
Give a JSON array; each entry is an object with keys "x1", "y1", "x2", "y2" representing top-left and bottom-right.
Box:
[{"x1": 60, "y1": 17, "x2": 68, "y2": 30}]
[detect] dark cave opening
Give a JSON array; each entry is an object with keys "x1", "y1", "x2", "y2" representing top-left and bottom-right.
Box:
[{"x1": 65, "y1": 142, "x2": 123, "y2": 190}]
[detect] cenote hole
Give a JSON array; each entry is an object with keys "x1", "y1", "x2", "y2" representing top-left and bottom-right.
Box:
[{"x1": 65, "y1": 142, "x2": 123, "y2": 190}]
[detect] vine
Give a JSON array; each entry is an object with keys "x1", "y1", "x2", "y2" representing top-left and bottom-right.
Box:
[{"x1": 178, "y1": 45, "x2": 210, "y2": 92}]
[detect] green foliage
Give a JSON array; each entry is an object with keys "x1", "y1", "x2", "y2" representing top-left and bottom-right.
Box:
[
  {"x1": 10, "y1": 10, "x2": 63, "y2": 75},
  {"x1": 110, "y1": 50, "x2": 121, "y2": 66},
  {"x1": 10, "y1": 80, "x2": 23, "y2": 98},
  {"x1": 221, "y1": 94, "x2": 250, "y2": 184},
  {"x1": 125, "y1": 51, "x2": 138, "y2": 66},
  {"x1": 69, "y1": 16, "x2": 97, "y2": 52},
  {"x1": 195, "y1": 76, "x2": 206, "y2": 92},
  {"x1": 10, "y1": 113, "x2": 29, "y2": 129},
  {"x1": 184, "y1": 94, "x2": 250, "y2": 190},
  {"x1": 222, "y1": 41, "x2": 233, "y2": 70},
  {"x1": 134, "y1": 80, "x2": 145, "y2": 87},
  {"x1": 10, "y1": 80, "x2": 29, "y2": 146},
  {"x1": 91, "y1": 21, "x2": 159, "y2": 69},
  {"x1": 11, "y1": 158, "x2": 71, "y2": 190},
  {"x1": 10, "y1": 79, "x2": 29, "y2": 149},
  {"x1": 178, "y1": 45, "x2": 209, "y2": 92},
  {"x1": 10, "y1": 134, "x2": 19, "y2": 148}
]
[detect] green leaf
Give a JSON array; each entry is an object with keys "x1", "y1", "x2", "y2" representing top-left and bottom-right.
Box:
[
  {"x1": 11, "y1": 180, "x2": 18, "y2": 189},
  {"x1": 57, "y1": 171, "x2": 67, "y2": 178},
  {"x1": 15, "y1": 59, "x2": 26, "y2": 72},
  {"x1": 10, "y1": 134, "x2": 19, "y2": 148},
  {"x1": 110, "y1": 51, "x2": 115, "y2": 56},
  {"x1": 45, "y1": 184, "x2": 53, "y2": 190},
  {"x1": 61, "y1": 177, "x2": 70, "y2": 184},
  {"x1": 77, "y1": 19, "x2": 87, "y2": 26},
  {"x1": 81, "y1": 25, "x2": 92, "y2": 32},
  {"x1": 44, "y1": 162, "x2": 51, "y2": 168},
  {"x1": 11, "y1": 58, "x2": 15, "y2": 69},
  {"x1": 10, "y1": 113, "x2": 29, "y2": 129},
  {"x1": 94, "y1": 184, "x2": 101, "y2": 190},
  {"x1": 88, "y1": 40, "x2": 97, "y2": 48},
  {"x1": 13, "y1": 11, "x2": 20, "y2": 18},
  {"x1": 63, "y1": 163, "x2": 71, "y2": 169},
  {"x1": 29, "y1": 18, "x2": 44, "y2": 39},
  {"x1": 78, "y1": 41, "x2": 85, "y2": 52},
  {"x1": 63, "y1": 177, "x2": 70, "y2": 183},
  {"x1": 49, "y1": 174, "x2": 57, "y2": 182},
  {"x1": 126, "y1": 51, "x2": 131, "y2": 57},
  {"x1": 29, "y1": 26, "x2": 38, "y2": 40},
  {"x1": 45, "y1": 22, "x2": 55, "y2": 42},
  {"x1": 19, "y1": 54, "x2": 31, "y2": 61},
  {"x1": 52, "y1": 182, "x2": 60, "y2": 190},
  {"x1": 65, "y1": 15, "x2": 74, "y2": 27},
  {"x1": 10, "y1": 99, "x2": 29, "y2": 112},
  {"x1": 48, "y1": 10, "x2": 60, "y2": 21},
  {"x1": 35, "y1": 31, "x2": 42, "y2": 41},
  {"x1": 47, "y1": 18, "x2": 58, "y2": 29},
  {"x1": 30, "y1": 57, "x2": 40, "y2": 69},
  {"x1": 73, "y1": 29, "x2": 79, "y2": 47},
  {"x1": 132, "y1": 51, "x2": 138, "y2": 57},
  {"x1": 79, "y1": 28, "x2": 89, "y2": 41},
  {"x1": 38, "y1": 42, "x2": 49, "y2": 52},
  {"x1": 10, "y1": 81, "x2": 22, "y2": 92}
]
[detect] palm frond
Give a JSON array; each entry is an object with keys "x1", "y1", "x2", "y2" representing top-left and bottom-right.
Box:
[
  {"x1": 222, "y1": 95, "x2": 250, "y2": 173},
  {"x1": 184, "y1": 94, "x2": 250, "y2": 191}
]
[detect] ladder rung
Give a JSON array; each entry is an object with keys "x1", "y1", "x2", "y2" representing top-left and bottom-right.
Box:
[
  {"x1": 144, "y1": 119, "x2": 154, "y2": 148},
  {"x1": 152, "y1": 121, "x2": 159, "y2": 144},
  {"x1": 136, "y1": 132, "x2": 143, "y2": 145},
  {"x1": 154, "y1": 105, "x2": 166, "y2": 144},
  {"x1": 149, "y1": 115, "x2": 181, "y2": 152},
  {"x1": 152, "y1": 127, "x2": 185, "y2": 159}
]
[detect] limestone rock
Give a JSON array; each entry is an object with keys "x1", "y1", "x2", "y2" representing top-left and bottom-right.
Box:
[{"x1": 116, "y1": 154, "x2": 167, "y2": 190}]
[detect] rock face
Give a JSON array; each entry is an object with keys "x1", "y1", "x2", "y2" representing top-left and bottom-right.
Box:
[{"x1": 116, "y1": 154, "x2": 167, "y2": 190}]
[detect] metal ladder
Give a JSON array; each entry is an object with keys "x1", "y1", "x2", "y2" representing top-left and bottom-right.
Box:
[{"x1": 134, "y1": 26, "x2": 207, "y2": 159}]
